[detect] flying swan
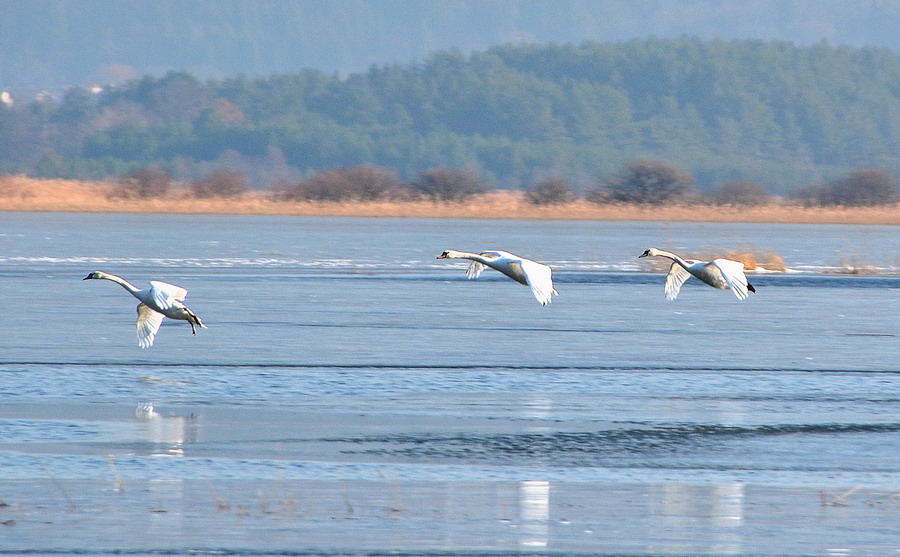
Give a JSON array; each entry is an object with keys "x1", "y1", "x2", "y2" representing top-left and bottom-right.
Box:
[
  {"x1": 639, "y1": 248, "x2": 756, "y2": 300},
  {"x1": 83, "y1": 271, "x2": 207, "y2": 347},
  {"x1": 437, "y1": 249, "x2": 559, "y2": 305}
]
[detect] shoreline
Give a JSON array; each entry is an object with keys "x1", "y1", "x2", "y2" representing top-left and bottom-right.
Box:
[{"x1": 2, "y1": 175, "x2": 898, "y2": 224}]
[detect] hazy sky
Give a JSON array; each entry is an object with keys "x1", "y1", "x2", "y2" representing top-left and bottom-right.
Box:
[{"x1": 1, "y1": 0, "x2": 899, "y2": 91}]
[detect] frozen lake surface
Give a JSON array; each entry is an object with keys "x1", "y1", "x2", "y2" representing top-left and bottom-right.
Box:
[{"x1": 0, "y1": 213, "x2": 898, "y2": 555}]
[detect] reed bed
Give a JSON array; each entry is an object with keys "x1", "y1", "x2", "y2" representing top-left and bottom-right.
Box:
[{"x1": 2, "y1": 175, "x2": 898, "y2": 225}]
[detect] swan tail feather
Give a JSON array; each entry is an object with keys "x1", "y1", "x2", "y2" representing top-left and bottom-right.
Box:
[{"x1": 185, "y1": 307, "x2": 206, "y2": 332}]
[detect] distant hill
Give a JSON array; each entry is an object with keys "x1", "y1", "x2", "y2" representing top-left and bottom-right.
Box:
[
  {"x1": 1, "y1": 38, "x2": 899, "y2": 193},
  {"x1": 2, "y1": 0, "x2": 900, "y2": 93}
]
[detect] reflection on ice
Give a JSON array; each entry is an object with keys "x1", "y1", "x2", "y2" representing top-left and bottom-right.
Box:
[
  {"x1": 520, "y1": 394, "x2": 554, "y2": 427},
  {"x1": 134, "y1": 403, "x2": 197, "y2": 457},
  {"x1": 134, "y1": 402, "x2": 159, "y2": 420},
  {"x1": 519, "y1": 480, "x2": 550, "y2": 548},
  {"x1": 656, "y1": 483, "x2": 745, "y2": 554},
  {"x1": 713, "y1": 483, "x2": 745, "y2": 525}
]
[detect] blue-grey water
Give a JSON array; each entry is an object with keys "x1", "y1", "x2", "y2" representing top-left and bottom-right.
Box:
[{"x1": 0, "y1": 213, "x2": 898, "y2": 556}]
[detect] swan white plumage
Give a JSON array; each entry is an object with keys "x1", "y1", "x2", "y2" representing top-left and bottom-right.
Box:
[
  {"x1": 83, "y1": 271, "x2": 207, "y2": 347},
  {"x1": 437, "y1": 249, "x2": 559, "y2": 305},
  {"x1": 639, "y1": 248, "x2": 756, "y2": 300}
]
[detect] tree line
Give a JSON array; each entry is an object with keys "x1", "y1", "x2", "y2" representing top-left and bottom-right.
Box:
[
  {"x1": 120, "y1": 159, "x2": 898, "y2": 208},
  {"x1": 2, "y1": 38, "x2": 900, "y2": 198}
]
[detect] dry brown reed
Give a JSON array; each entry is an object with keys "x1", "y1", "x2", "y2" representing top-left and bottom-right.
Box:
[
  {"x1": 639, "y1": 249, "x2": 787, "y2": 272},
  {"x1": 836, "y1": 255, "x2": 880, "y2": 275},
  {"x1": 725, "y1": 251, "x2": 787, "y2": 272},
  {"x1": 1, "y1": 175, "x2": 899, "y2": 224},
  {"x1": 690, "y1": 245, "x2": 789, "y2": 271}
]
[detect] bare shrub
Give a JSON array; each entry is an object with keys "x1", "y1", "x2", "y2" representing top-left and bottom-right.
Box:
[
  {"x1": 271, "y1": 179, "x2": 299, "y2": 201},
  {"x1": 525, "y1": 177, "x2": 577, "y2": 205},
  {"x1": 191, "y1": 169, "x2": 248, "y2": 198},
  {"x1": 273, "y1": 173, "x2": 347, "y2": 202},
  {"x1": 790, "y1": 182, "x2": 833, "y2": 207},
  {"x1": 115, "y1": 167, "x2": 172, "y2": 199},
  {"x1": 273, "y1": 165, "x2": 401, "y2": 201},
  {"x1": 584, "y1": 185, "x2": 611, "y2": 204},
  {"x1": 339, "y1": 165, "x2": 403, "y2": 200},
  {"x1": 829, "y1": 167, "x2": 898, "y2": 207},
  {"x1": 412, "y1": 167, "x2": 488, "y2": 202},
  {"x1": 602, "y1": 158, "x2": 696, "y2": 204},
  {"x1": 381, "y1": 183, "x2": 423, "y2": 201},
  {"x1": 708, "y1": 180, "x2": 772, "y2": 206},
  {"x1": 792, "y1": 168, "x2": 899, "y2": 207}
]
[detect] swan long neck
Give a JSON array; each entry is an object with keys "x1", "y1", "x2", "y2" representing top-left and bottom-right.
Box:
[
  {"x1": 651, "y1": 249, "x2": 692, "y2": 270},
  {"x1": 442, "y1": 250, "x2": 490, "y2": 264},
  {"x1": 96, "y1": 272, "x2": 141, "y2": 296}
]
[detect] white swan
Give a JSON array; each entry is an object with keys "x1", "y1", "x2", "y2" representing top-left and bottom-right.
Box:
[
  {"x1": 437, "y1": 249, "x2": 559, "y2": 305},
  {"x1": 83, "y1": 271, "x2": 207, "y2": 347},
  {"x1": 639, "y1": 248, "x2": 756, "y2": 300}
]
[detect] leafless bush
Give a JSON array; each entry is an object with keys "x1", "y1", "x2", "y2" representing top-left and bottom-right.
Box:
[
  {"x1": 412, "y1": 167, "x2": 489, "y2": 201},
  {"x1": 191, "y1": 169, "x2": 249, "y2": 198},
  {"x1": 708, "y1": 180, "x2": 772, "y2": 206},
  {"x1": 273, "y1": 165, "x2": 402, "y2": 201},
  {"x1": 115, "y1": 167, "x2": 173, "y2": 199},
  {"x1": 790, "y1": 182, "x2": 832, "y2": 207},
  {"x1": 525, "y1": 177, "x2": 577, "y2": 205},
  {"x1": 584, "y1": 185, "x2": 611, "y2": 204},
  {"x1": 829, "y1": 168, "x2": 898, "y2": 206},
  {"x1": 792, "y1": 168, "x2": 898, "y2": 207},
  {"x1": 596, "y1": 158, "x2": 696, "y2": 204},
  {"x1": 341, "y1": 165, "x2": 404, "y2": 200}
]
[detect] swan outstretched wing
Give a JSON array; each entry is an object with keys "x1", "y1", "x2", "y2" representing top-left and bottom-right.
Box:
[
  {"x1": 149, "y1": 280, "x2": 188, "y2": 309},
  {"x1": 664, "y1": 262, "x2": 693, "y2": 300},
  {"x1": 711, "y1": 259, "x2": 752, "y2": 300},
  {"x1": 468, "y1": 251, "x2": 506, "y2": 280},
  {"x1": 136, "y1": 303, "x2": 165, "y2": 348},
  {"x1": 465, "y1": 261, "x2": 486, "y2": 279},
  {"x1": 520, "y1": 259, "x2": 558, "y2": 306}
]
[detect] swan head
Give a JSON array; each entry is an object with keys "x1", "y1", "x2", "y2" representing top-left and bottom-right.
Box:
[
  {"x1": 83, "y1": 271, "x2": 107, "y2": 280},
  {"x1": 437, "y1": 249, "x2": 461, "y2": 259},
  {"x1": 638, "y1": 248, "x2": 659, "y2": 258}
]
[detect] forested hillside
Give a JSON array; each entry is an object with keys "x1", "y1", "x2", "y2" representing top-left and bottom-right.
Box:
[{"x1": 2, "y1": 38, "x2": 899, "y2": 193}]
